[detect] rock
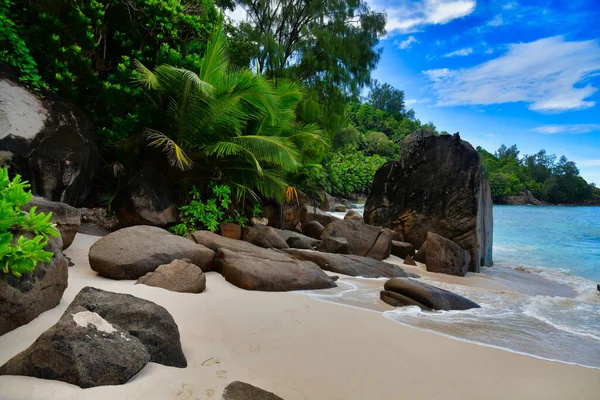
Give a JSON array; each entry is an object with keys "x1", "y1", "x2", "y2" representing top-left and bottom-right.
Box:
[
  {"x1": 189, "y1": 230, "x2": 270, "y2": 255},
  {"x1": 344, "y1": 209, "x2": 363, "y2": 221},
  {"x1": 391, "y1": 241, "x2": 415, "y2": 259},
  {"x1": 503, "y1": 189, "x2": 546, "y2": 205},
  {"x1": 243, "y1": 225, "x2": 289, "y2": 249},
  {"x1": 382, "y1": 278, "x2": 480, "y2": 310},
  {"x1": 403, "y1": 256, "x2": 417, "y2": 266},
  {"x1": 251, "y1": 216, "x2": 269, "y2": 226},
  {"x1": 380, "y1": 290, "x2": 431, "y2": 310},
  {"x1": 320, "y1": 219, "x2": 391, "y2": 260},
  {"x1": 299, "y1": 205, "x2": 336, "y2": 227},
  {"x1": 318, "y1": 236, "x2": 350, "y2": 254},
  {"x1": 218, "y1": 248, "x2": 337, "y2": 291},
  {"x1": 286, "y1": 236, "x2": 315, "y2": 250},
  {"x1": 79, "y1": 207, "x2": 119, "y2": 232},
  {"x1": 115, "y1": 164, "x2": 178, "y2": 227},
  {"x1": 319, "y1": 193, "x2": 335, "y2": 212},
  {"x1": 0, "y1": 64, "x2": 98, "y2": 206},
  {"x1": 89, "y1": 226, "x2": 214, "y2": 279},
  {"x1": 21, "y1": 196, "x2": 81, "y2": 249},
  {"x1": 0, "y1": 308, "x2": 150, "y2": 388},
  {"x1": 414, "y1": 241, "x2": 427, "y2": 263},
  {"x1": 220, "y1": 222, "x2": 242, "y2": 240},
  {"x1": 426, "y1": 232, "x2": 471, "y2": 277},
  {"x1": 222, "y1": 381, "x2": 284, "y2": 400},
  {"x1": 302, "y1": 220, "x2": 325, "y2": 240},
  {"x1": 273, "y1": 229, "x2": 320, "y2": 248},
  {"x1": 0, "y1": 235, "x2": 68, "y2": 336},
  {"x1": 136, "y1": 259, "x2": 206, "y2": 293},
  {"x1": 285, "y1": 249, "x2": 419, "y2": 278},
  {"x1": 334, "y1": 203, "x2": 347, "y2": 212},
  {"x1": 364, "y1": 131, "x2": 493, "y2": 272}
]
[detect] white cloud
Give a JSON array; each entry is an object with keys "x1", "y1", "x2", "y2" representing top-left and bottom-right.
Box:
[
  {"x1": 443, "y1": 47, "x2": 473, "y2": 57},
  {"x1": 423, "y1": 36, "x2": 600, "y2": 112},
  {"x1": 487, "y1": 15, "x2": 504, "y2": 26},
  {"x1": 531, "y1": 124, "x2": 600, "y2": 134},
  {"x1": 368, "y1": 0, "x2": 476, "y2": 36},
  {"x1": 405, "y1": 98, "x2": 431, "y2": 105},
  {"x1": 503, "y1": 2, "x2": 517, "y2": 10},
  {"x1": 395, "y1": 36, "x2": 418, "y2": 49}
]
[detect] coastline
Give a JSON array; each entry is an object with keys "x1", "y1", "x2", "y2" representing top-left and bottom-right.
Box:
[{"x1": 1, "y1": 234, "x2": 599, "y2": 399}]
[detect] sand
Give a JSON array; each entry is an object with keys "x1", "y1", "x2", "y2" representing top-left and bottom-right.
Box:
[{"x1": 0, "y1": 234, "x2": 598, "y2": 400}]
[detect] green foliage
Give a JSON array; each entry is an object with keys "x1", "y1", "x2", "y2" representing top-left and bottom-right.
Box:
[
  {"x1": 0, "y1": 168, "x2": 60, "y2": 277},
  {"x1": 368, "y1": 80, "x2": 412, "y2": 119},
  {"x1": 361, "y1": 131, "x2": 399, "y2": 159},
  {"x1": 320, "y1": 152, "x2": 387, "y2": 197}
]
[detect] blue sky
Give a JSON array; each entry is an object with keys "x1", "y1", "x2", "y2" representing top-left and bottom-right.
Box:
[{"x1": 367, "y1": 0, "x2": 600, "y2": 184}]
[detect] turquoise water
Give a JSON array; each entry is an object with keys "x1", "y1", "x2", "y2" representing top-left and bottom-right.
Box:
[{"x1": 493, "y1": 205, "x2": 600, "y2": 282}]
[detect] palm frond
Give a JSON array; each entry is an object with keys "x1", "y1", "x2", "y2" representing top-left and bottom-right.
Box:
[
  {"x1": 145, "y1": 129, "x2": 194, "y2": 170},
  {"x1": 230, "y1": 136, "x2": 301, "y2": 172},
  {"x1": 198, "y1": 24, "x2": 229, "y2": 83}
]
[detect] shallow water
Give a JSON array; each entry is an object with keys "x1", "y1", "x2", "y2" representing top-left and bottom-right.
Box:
[{"x1": 312, "y1": 205, "x2": 600, "y2": 369}]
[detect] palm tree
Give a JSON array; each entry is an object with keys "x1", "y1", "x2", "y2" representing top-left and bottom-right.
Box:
[{"x1": 134, "y1": 24, "x2": 327, "y2": 201}]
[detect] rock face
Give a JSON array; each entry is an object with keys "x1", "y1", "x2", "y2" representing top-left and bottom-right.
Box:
[
  {"x1": 89, "y1": 226, "x2": 214, "y2": 279},
  {"x1": 302, "y1": 220, "x2": 325, "y2": 240},
  {"x1": 116, "y1": 164, "x2": 178, "y2": 228},
  {"x1": 364, "y1": 132, "x2": 493, "y2": 272},
  {"x1": 391, "y1": 241, "x2": 415, "y2": 259},
  {"x1": 285, "y1": 249, "x2": 419, "y2": 279},
  {"x1": 222, "y1": 381, "x2": 283, "y2": 400},
  {"x1": 320, "y1": 219, "x2": 392, "y2": 260},
  {"x1": 0, "y1": 236, "x2": 68, "y2": 336},
  {"x1": 0, "y1": 65, "x2": 98, "y2": 207},
  {"x1": 243, "y1": 225, "x2": 289, "y2": 249},
  {"x1": 381, "y1": 278, "x2": 480, "y2": 311},
  {"x1": 218, "y1": 248, "x2": 336, "y2": 291},
  {"x1": 426, "y1": 232, "x2": 471, "y2": 276},
  {"x1": 22, "y1": 196, "x2": 81, "y2": 249},
  {"x1": 137, "y1": 259, "x2": 206, "y2": 293}
]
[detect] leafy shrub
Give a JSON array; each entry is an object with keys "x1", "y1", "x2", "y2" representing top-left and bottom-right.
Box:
[
  {"x1": 322, "y1": 151, "x2": 387, "y2": 197},
  {"x1": 0, "y1": 168, "x2": 60, "y2": 277},
  {"x1": 170, "y1": 184, "x2": 249, "y2": 236}
]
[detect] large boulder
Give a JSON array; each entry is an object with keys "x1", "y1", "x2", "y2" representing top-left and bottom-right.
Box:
[
  {"x1": 285, "y1": 249, "x2": 418, "y2": 279},
  {"x1": 320, "y1": 219, "x2": 392, "y2": 260},
  {"x1": 318, "y1": 236, "x2": 350, "y2": 254},
  {"x1": 222, "y1": 381, "x2": 284, "y2": 400},
  {"x1": 426, "y1": 232, "x2": 471, "y2": 276},
  {"x1": 218, "y1": 248, "x2": 337, "y2": 291},
  {"x1": 334, "y1": 203, "x2": 346, "y2": 212},
  {"x1": 89, "y1": 226, "x2": 214, "y2": 279},
  {"x1": 299, "y1": 205, "x2": 336, "y2": 227},
  {"x1": 381, "y1": 278, "x2": 480, "y2": 311},
  {"x1": 189, "y1": 230, "x2": 270, "y2": 254},
  {"x1": 273, "y1": 228, "x2": 320, "y2": 248},
  {"x1": 22, "y1": 196, "x2": 81, "y2": 249},
  {"x1": 364, "y1": 132, "x2": 493, "y2": 272},
  {"x1": 391, "y1": 241, "x2": 415, "y2": 259},
  {"x1": 243, "y1": 225, "x2": 289, "y2": 249},
  {"x1": 136, "y1": 258, "x2": 206, "y2": 293},
  {"x1": 285, "y1": 236, "x2": 315, "y2": 250},
  {"x1": 0, "y1": 65, "x2": 98, "y2": 206},
  {"x1": 115, "y1": 164, "x2": 178, "y2": 228},
  {"x1": 302, "y1": 220, "x2": 325, "y2": 240},
  {"x1": 0, "y1": 235, "x2": 68, "y2": 336}
]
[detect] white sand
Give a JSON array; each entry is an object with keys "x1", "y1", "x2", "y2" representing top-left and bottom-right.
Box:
[{"x1": 0, "y1": 234, "x2": 598, "y2": 400}]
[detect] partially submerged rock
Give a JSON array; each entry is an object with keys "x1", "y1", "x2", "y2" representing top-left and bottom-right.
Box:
[
  {"x1": 89, "y1": 226, "x2": 214, "y2": 279},
  {"x1": 320, "y1": 219, "x2": 392, "y2": 260},
  {"x1": 137, "y1": 259, "x2": 206, "y2": 293},
  {"x1": 426, "y1": 232, "x2": 471, "y2": 276},
  {"x1": 381, "y1": 278, "x2": 480, "y2": 311},
  {"x1": 285, "y1": 249, "x2": 419, "y2": 278},
  {"x1": 22, "y1": 196, "x2": 81, "y2": 249},
  {"x1": 222, "y1": 381, "x2": 284, "y2": 400}
]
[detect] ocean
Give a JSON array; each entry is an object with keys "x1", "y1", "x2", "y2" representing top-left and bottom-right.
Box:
[{"x1": 306, "y1": 205, "x2": 600, "y2": 369}]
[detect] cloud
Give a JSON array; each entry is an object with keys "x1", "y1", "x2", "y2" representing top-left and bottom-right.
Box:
[
  {"x1": 531, "y1": 124, "x2": 600, "y2": 134},
  {"x1": 487, "y1": 15, "x2": 504, "y2": 27},
  {"x1": 405, "y1": 98, "x2": 431, "y2": 105},
  {"x1": 395, "y1": 36, "x2": 418, "y2": 49},
  {"x1": 423, "y1": 36, "x2": 600, "y2": 112},
  {"x1": 368, "y1": 0, "x2": 476, "y2": 35},
  {"x1": 443, "y1": 47, "x2": 473, "y2": 57}
]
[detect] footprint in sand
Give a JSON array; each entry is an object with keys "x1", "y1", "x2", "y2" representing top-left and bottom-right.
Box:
[
  {"x1": 201, "y1": 357, "x2": 221, "y2": 367},
  {"x1": 216, "y1": 370, "x2": 227, "y2": 379}
]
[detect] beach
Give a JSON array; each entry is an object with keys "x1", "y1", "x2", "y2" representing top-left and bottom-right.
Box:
[{"x1": 1, "y1": 233, "x2": 599, "y2": 400}]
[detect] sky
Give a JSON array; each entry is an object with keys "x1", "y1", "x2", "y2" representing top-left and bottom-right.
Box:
[{"x1": 366, "y1": 0, "x2": 600, "y2": 184}]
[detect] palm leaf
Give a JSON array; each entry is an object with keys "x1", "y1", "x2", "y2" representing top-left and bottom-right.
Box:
[{"x1": 145, "y1": 129, "x2": 194, "y2": 170}]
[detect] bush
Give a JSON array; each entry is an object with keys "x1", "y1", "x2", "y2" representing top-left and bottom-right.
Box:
[
  {"x1": 0, "y1": 168, "x2": 60, "y2": 277},
  {"x1": 323, "y1": 151, "x2": 387, "y2": 196}
]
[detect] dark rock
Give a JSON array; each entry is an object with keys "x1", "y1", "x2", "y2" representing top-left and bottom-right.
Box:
[
  {"x1": 220, "y1": 222, "x2": 242, "y2": 240},
  {"x1": 243, "y1": 225, "x2": 289, "y2": 249},
  {"x1": 380, "y1": 290, "x2": 431, "y2": 310},
  {"x1": 115, "y1": 164, "x2": 178, "y2": 228},
  {"x1": 320, "y1": 219, "x2": 391, "y2": 260},
  {"x1": 89, "y1": 226, "x2": 214, "y2": 279},
  {"x1": 299, "y1": 205, "x2": 336, "y2": 227},
  {"x1": 137, "y1": 259, "x2": 206, "y2": 293},
  {"x1": 344, "y1": 209, "x2": 363, "y2": 221},
  {"x1": 403, "y1": 256, "x2": 417, "y2": 266},
  {"x1": 414, "y1": 241, "x2": 427, "y2": 263},
  {"x1": 79, "y1": 207, "x2": 119, "y2": 232},
  {"x1": 302, "y1": 220, "x2": 325, "y2": 240},
  {"x1": 286, "y1": 236, "x2": 315, "y2": 249},
  {"x1": 318, "y1": 236, "x2": 350, "y2": 254},
  {"x1": 0, "y1": 235, "x2": 68, "y2": 336},
  {"x1": 364, "y1": 131, "x2": 493, "y2": 272},
  {"x1": 391, "y1": 241, "x2": 415, "y2": 259},
  {"x1": 285, "y1": 249, "x2": 418, "y2": 278},
  {"x1": 222, "y1": 381, "x2": 283, "y2": 400},
  {"x1": 0, "y1": 65, "x2": 98, "y2": 207},
  {"x1": 22, "y1": 196, "x2": 81, "y2": 249},
  {"x1": 334, "y1": 203, "x2": 347, "y2": 212},
  {"x1": 426, "y1": 232, "x2": 471, "y2": 276},
  {"x1": 382, "y1": 278, "x2": 480, "y2": 310},
  {"x1": 330, "y1": 275, "x2": 340, "y2": 281},
  {"x1": 273, "y1": 229, "x2": 320, "y2": 248},
  {"x1": 218, "y1": 248, "x2": 337, "y2": 291}
]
